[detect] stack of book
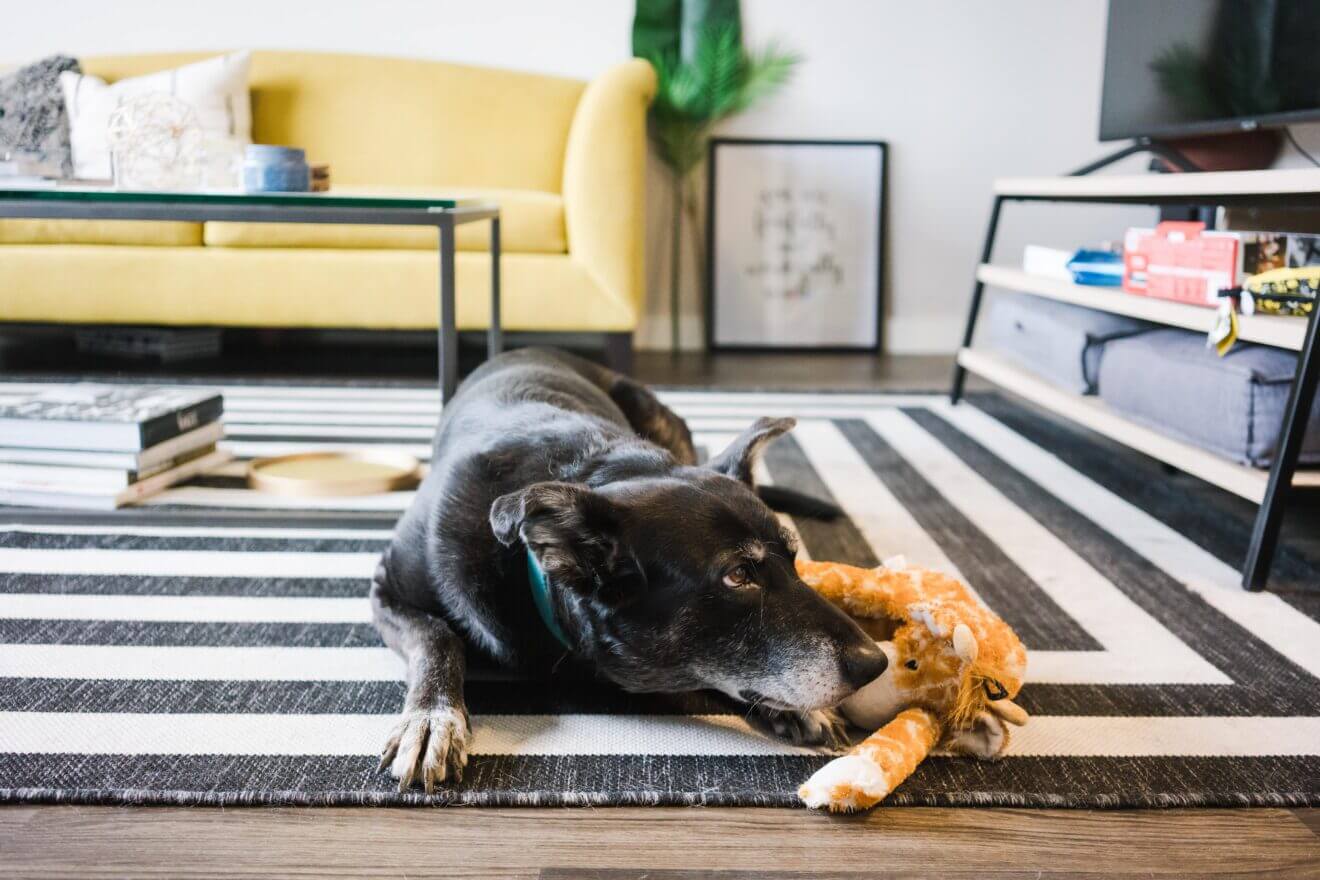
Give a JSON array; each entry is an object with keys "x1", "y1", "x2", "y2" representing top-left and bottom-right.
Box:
[{"x1": 0, "y1": 385, "x2": 231, "y2": 509}]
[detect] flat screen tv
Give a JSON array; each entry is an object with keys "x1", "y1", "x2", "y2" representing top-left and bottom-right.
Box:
[{"x1": 1101, "y1": 0, "x2": 1320, "y2": 142}]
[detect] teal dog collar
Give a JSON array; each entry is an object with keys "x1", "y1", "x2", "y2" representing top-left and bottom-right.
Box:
[{"x1": 526, "y1": 546, "x2": 573, "y2": 651}]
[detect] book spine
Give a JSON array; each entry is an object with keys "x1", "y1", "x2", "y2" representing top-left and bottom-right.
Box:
[{"x1": 137, "y1": 397, "x2": 224, "y2": 450}]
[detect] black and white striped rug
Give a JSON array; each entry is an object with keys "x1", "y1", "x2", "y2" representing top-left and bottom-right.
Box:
[{"x1": 1, "y1": 380, "x2": 1318, "y2": 808}]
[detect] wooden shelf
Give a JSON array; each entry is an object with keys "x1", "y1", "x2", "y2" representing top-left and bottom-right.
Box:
[
  {"x1": 957, "y1": 348, "x2": 1320, "y2": 503},
  {"x1": 977, "y1": 265, "x2": 1308, "y2": 351},
  {"x1": 994, "y1": 168, "x2": 1320, "y2": 200}
]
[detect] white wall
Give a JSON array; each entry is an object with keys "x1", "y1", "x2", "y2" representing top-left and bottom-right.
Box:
[{"x1": 5, "y1": 1, "x2": 1169, "y2": 352}]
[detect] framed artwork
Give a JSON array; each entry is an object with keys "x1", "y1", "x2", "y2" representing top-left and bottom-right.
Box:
[{"x1": 705, "y1": 138, "x2": 887, "y2": 351}]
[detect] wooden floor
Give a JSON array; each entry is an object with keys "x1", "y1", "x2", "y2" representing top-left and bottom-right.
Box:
[
  {"x1": 1, "y1": 342, "x2": 1318, "y2": 878},
  {"x1": 2, "y1": 805, "x2": 1317, "y2": 878}
]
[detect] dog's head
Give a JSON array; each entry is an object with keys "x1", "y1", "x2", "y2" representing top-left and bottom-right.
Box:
[{"x1": 489, "y1": 417, "x2": 886, "y2": 711}]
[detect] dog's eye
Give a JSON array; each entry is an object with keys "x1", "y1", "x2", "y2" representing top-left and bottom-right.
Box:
[
  {"x1": 905, "y1": 659, "x2": 919, "y2": 670},
  {"x1": 722, "y1": 564, "x2": 754, "y2": 588}
]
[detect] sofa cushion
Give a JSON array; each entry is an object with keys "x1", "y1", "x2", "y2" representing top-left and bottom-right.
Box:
[
  {"x1": 0, "y1": 219, "x2": 202, "y2": 247},
  {"x1": 984, "y1": 292, "x2": 1155, "y2": 393},
  {"x1": 202, "y1": 187, "x2": 566, "y2": 253},
  {"x1": 0, "y1": 246, "x2": 635, "y2": 331},
  {"x1": 1097, "y1": 328, "x2": 1320, "y2": 467}
]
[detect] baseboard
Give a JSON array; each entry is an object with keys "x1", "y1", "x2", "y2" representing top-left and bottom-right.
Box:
[{"x1": 634, "y1": 313, "x2": 960, "y2": 354}]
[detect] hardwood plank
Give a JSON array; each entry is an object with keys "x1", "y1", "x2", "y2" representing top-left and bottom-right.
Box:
[
  {"x1": 1295, "y1": 808, "x2": 1320, "y2": 839},
  {"x1": 554, "y1": 875, "x2": 1320, "y2": 880},
  {"x1": 2, "y1": 806, "x2": 1318, "y2": 879}
]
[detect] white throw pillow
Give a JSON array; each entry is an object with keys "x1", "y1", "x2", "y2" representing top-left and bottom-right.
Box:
[{"x1": 60, "y1": 51, "x2": 252, "y2": 180}]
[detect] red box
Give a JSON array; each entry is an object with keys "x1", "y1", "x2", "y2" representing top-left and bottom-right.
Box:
[{"x1": 1123, "y1": 222, "x2": 1241, "y2": 307}]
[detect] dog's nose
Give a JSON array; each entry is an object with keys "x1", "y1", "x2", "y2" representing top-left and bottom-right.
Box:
[{"x1": 842, "y1": 641, "x2": 888, "y2": 689}]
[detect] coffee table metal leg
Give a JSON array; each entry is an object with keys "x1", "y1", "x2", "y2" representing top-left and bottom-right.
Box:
[
  {"x1": 489, "y1": 216, "x2": 502, "y2": 357},
  {"x1": 438, "y1": 216, "x2": 458, "y2": 403}
]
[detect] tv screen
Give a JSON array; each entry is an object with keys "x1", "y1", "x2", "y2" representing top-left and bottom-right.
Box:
[{"x1": 1100, "y1": 0, "x2": 1320, "y2": 142}]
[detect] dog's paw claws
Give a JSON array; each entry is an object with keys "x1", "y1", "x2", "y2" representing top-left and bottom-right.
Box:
[
  {"x1": 381, "y1": 706, "x2": 469, "y2": 792},
  {"x1": 750, "y1": 706, "x2": 852, "y2": 753}
]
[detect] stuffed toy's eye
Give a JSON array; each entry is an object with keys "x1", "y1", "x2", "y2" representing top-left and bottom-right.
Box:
[
  {"x1": 905, "y1": 659, "x2": 919, "y2": 670},
  {"x1": 722, "y1": 564, "x2": 754, "y2": 588}
]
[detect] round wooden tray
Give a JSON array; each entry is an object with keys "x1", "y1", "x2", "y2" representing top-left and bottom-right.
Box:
[{"x1": 247, "y1": 451, "x2": 421, "y2": 497}]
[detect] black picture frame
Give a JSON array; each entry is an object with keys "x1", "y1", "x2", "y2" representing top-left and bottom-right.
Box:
[{"x1": 705, "y1": 137, "x2": 887, "y2": 353}]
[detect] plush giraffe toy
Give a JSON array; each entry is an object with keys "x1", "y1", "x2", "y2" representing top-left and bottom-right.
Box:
[{"x1": 793, "y1": 556, "x2": 1029, "y2": 812}]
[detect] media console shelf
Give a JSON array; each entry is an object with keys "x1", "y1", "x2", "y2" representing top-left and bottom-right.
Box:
[{"x1": 950, "y1": 169, "x2": 1320, "y2": 591}]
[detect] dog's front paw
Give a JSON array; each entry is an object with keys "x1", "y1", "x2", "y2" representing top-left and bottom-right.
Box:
[
  {"x1": 379, "y1": 705, "x2": 470, "y2": 792},
  {"x1": 749, "y1": 705, "x2": 851, "y2": 752}
]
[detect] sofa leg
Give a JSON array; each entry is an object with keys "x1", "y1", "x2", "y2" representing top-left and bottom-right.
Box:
[{"x1": 603, "y1": 333, "x2": 634, "y2": 375}]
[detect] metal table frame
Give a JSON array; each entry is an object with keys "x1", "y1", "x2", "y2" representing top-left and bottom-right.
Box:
[
  {"x1": 0, "y1": 193, "x2": 502, "y2": 402},
  {"x1": 949, "y1": 185, "x2": 1320, "y2": 591}
]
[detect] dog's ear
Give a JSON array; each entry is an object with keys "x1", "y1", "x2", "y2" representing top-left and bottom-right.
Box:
[
  {"x1": 489, "y1": 481, "x2": 642, "y2": 596},
  {"x1": 706, "y1": 417, "x2": 796, "y2": 485}
]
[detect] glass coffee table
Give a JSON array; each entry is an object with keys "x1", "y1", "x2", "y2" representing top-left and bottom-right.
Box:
[{"x1": 0, "y1": 186, "x2": 501, "y2": 401}]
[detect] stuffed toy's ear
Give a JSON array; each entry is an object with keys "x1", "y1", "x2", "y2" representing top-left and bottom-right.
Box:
[
  {"x1": 706, "y1": 416, "x2": 796, "y2": 485},
  {"x1": 489, "y1": 482, "x2": 642, "y2": 597},
  {"x1": 952, "y1": 623, "x2": 978, "y2": 664}
]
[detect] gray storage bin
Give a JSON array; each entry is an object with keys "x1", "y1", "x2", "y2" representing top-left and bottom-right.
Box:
[
  {"x1": 984, "y1": 292, "x2": 1156, "y2": 393},
  {"x1": 1098, "y1": 329, "x2": 1320, "y2": 467}
]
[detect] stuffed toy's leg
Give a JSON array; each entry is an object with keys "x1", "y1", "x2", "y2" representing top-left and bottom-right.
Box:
[{"x1": 798, "y1": 707, "x2": 941, "y2": 812}]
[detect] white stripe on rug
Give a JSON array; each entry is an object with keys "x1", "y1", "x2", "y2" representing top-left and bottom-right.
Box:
[
  {"x1": 869, "y1": 411, "x2": 1229, "y2": 686},
  {"x1": 1, "y1": 712, "x2": 1316, "y2": 758},
  {"x1": 224, "y1": 424, "x2": 436, "y2": 439},
  {"x1": 0, "y1": 594, "x2": 371, "y2": 623},
  {"x1": 0, "y1": 547, "x2": 378, "y2": 578},
  {"x1": 0, "y1": 644, "x2": 403, "y2": 680},
  {"x1": 790, "y1": 420, "x2": 962, "y2": 576},
  {"x1": 222, "y1": 412, "x2": 440, "y2": 426},
  {"x1": 938, "y1": 401, "x2": 1320, "y2": 681},
  {"x1": 0, "y1": 524, "x2": 396, "y2": 540},
  {"x1": 140, "y1": 485, "x2": 418, "y2": 510},
  {"x1": 218, "y1": 441, "x2": 433, "y2": 460}
]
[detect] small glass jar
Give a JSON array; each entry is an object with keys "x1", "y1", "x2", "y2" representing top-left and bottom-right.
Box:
[{"x1": 242, "y1": 145, "x2": 311, "y2": 193}]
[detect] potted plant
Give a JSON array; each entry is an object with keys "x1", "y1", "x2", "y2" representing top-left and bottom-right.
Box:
[{"x1": 632, "y1": 0, "x2": 800, "y2": 351}]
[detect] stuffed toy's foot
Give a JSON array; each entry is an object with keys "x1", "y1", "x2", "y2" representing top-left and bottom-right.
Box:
[{"x1": 798, "y1": 707, "x2": 941, "y2": 813}]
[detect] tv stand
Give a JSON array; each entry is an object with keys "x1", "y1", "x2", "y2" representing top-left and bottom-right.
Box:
[
  {"x1": 949, "y1": 169, "x2": 1320, "y2": 590},
  {"x1": 1070, "y1": 138, "x2": 1202, "y2": 176}
]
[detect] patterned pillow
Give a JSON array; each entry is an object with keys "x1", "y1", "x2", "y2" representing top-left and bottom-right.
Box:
[
  {"x1": 0, "y1": 54, "x2": 81, "y2": 177},
  {"x1": 60, "y1": 51, "x2": 252, "y2": 181}
]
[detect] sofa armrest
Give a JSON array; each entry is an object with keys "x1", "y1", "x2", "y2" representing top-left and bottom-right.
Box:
[{"x1": 562, "y1": 59, "x2": 657, "y2": 320}]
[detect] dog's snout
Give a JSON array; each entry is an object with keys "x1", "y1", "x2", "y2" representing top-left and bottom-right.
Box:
[{"x1": 842, "y1": 641, "x2": 888, "y2": 690}]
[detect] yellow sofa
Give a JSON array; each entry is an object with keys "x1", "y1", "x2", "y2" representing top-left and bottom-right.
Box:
[{"x1": 0, "y1": 51, "x2": 655, "y2": 364}]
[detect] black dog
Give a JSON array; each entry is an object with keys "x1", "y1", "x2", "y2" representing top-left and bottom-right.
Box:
[{"x1": 372, "y1": 348, "x2": 887, "y2": 791}]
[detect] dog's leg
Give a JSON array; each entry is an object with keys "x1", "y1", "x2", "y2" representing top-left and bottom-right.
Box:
[
  {"x1": 370, "y1": 561, "x2": 469, "y2": 792},
  {"x1": 746, "y1": 704, "x2": 851, "y2": 752},
  {"x1": 607, "y1": 375, "x2": 699, "y2": 465}
]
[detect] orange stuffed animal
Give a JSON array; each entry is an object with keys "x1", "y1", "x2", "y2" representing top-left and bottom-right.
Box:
[{"x1": 793, "y1": 556, "x2": 1029, "y2": 812}]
